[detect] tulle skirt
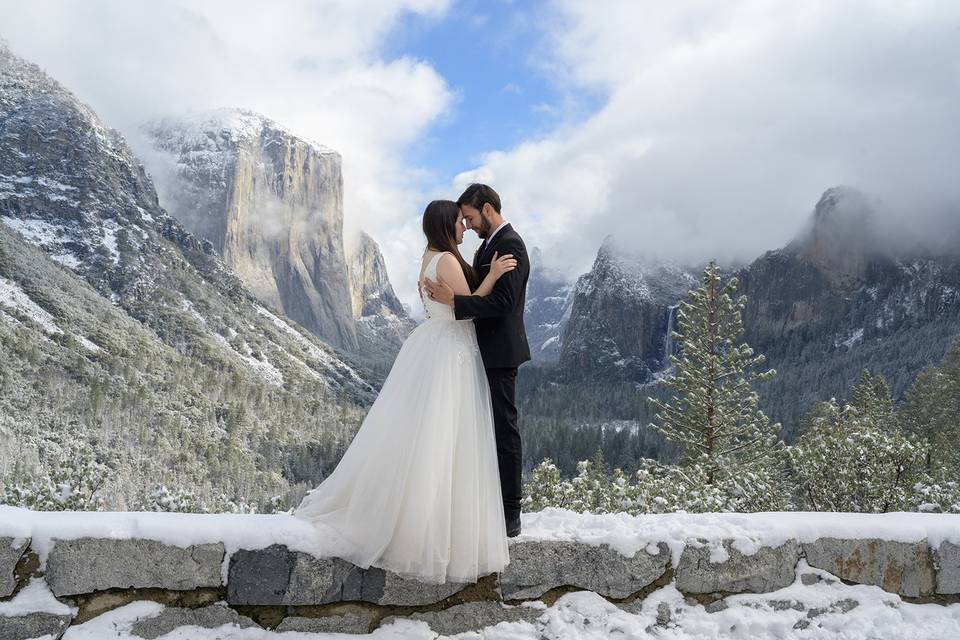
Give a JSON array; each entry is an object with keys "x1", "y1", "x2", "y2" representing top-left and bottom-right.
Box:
[{"x1": 293, "y1": 317, "x2": 510, "y2": 584}]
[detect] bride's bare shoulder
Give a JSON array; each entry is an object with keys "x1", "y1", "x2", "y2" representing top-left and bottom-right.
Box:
[{"x1": 436, "y1": 252, "x2": 467, "y2": 280}]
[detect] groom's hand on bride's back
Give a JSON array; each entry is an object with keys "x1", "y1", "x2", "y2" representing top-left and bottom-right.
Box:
[{"x1": 424, "y1": 277, "x2": 455, "y2": 306}]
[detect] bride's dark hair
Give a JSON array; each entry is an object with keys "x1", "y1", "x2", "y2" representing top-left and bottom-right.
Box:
[{"x1": 422, "y1": 200, "x2": 478, "y2": 290}]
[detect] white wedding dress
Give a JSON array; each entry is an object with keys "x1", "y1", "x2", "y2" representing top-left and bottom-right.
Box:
[{"x1": 293, "y1": 251, "x2": 510, "y2": 584}]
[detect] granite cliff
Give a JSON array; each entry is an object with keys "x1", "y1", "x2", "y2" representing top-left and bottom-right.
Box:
[
  {"x1": 144, "y1": 110, "x2": 360, "y2": 351},
  {"x1": 347, "y1": 231, "x2": 416, "y2": 366},
  {"x1": 558, "y1": 238, "x2": 698, "y2": 381}
]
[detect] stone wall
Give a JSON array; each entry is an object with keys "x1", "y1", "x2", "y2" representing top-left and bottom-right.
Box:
[{"x1": 2, "y1": 519, "x2": 959, "y2": 638}]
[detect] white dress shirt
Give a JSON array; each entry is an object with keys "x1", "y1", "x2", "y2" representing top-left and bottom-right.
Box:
[{"x1": 483, "y1": 220, "x2": 510, "y2": 248}]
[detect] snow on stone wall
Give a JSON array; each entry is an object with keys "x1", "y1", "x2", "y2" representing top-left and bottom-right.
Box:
[{"x1": 1, "y1": 506, "x2": 960, "y2": 638}]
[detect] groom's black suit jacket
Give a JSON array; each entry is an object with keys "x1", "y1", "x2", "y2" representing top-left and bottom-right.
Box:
[{"x1": 454, "y1": 224, "x2": 531, "y2": 369}]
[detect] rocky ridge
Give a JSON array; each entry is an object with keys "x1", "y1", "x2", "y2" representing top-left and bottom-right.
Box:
[
  {"x1": 548, "y1": 187, "x2": 960, "y2": 430},
  {"x1": 143, "y1": 109, "x2": 413, "y2": 363},
  {"x1": 0, "y1": 44, "x2": 371, "y2": 398},
  {"x1": 347, "y1": 231, "x2": 415, "y2": 366},
  {"x1": 143, "y1": 109, "x2": 360, "y2": 351},
  {"x1": 558, "y1": 237, "x2": 698, "y2": 381},
  {"x1": 524, "y1": 246, "x2": 574, "y2": 361}
]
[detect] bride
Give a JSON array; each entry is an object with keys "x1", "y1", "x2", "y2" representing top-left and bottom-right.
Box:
[{"x1": 293, "y1": 199, "x2": 517, "y2": 584}]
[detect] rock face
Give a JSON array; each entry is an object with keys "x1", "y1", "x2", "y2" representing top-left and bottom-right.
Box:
[
  {"x1": 348, "y1": 232, "x2": 404, "y2": 320},
  {"x1": 347, "y1": 231, "x2": 415, "y2": 363},
  {"x1": 675, "y1": 540, "x2": 801, "y2": 594},
  {"x1": 524, "y1": 247, "x2": 574, "y2": 362},
  {"x1": 144, "y1": 109, "x2": 359, "y2": 351},
  {"x1": 499, "y1": 540, "x2": 670, "y2": 600},
  {"x1": 227, "y1": 544, "x2": 467, "y2": 607},
  {"x1": 130, "y1": 605, "x2": 258, "y2": 639},
  {"x1": 276, "y1": 612, "x2": 376, "y2": 634},
  {"x1": 935, "y1": 541, "x2": 960, "y2": 594},
  {"x1": 802, "y1": 538, "x2": 937, "y2": 597},
  {"x1": 0, "y1": 44, "x2": 371, "y2": 399},
  {"x1": 559, "y1": 237, "x2": 698, "y2": 382},
  {"x1": 0, "y1": 611, "x2": 72, "y2": 640},
  {"x1": 46, "y1": 538, "x2": 224, "y2": 596},
  {"x1": 792, "y1": 186, "x2": 878, "y2": 291},
  {"x1": 384, "y1": 601, "x2": 542, "y2": 635},
  {"x1": 738, "y1": 187, "x2": 960, "y2": 431},
  {"x1": 555, "y1": 187, "x2": 960, "y2": 431},
  {"x1": 1, "y1": 538, "x2": 27, "y2": 598}
]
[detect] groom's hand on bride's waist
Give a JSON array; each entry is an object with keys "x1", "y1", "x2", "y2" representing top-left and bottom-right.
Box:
[{"x1": 424, "y1": 277, "x2": 454, "y2": 306}]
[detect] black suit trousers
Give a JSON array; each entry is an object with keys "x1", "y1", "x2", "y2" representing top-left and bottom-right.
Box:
[{"x1": 485, "y1": 367, "x2": 521, "y2": 521}]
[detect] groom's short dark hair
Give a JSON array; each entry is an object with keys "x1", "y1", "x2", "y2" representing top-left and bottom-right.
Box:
[{"x1": 457, "y1": 183, "x2": 501, "y2": 214}]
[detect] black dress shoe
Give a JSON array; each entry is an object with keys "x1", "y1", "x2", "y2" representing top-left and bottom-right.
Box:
[{"x1": 506, "y1": 517, "x2": 521, "y2": 537}]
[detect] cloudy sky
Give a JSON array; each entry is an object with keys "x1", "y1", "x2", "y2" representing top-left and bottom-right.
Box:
[{"x1": 2, "y1": 0, "x2": 959, "y2": 306}]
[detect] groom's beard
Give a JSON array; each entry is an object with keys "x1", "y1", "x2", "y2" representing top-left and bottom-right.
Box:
[{"x1": 477, "y1": 217, "x2": 492, "y2": 238}]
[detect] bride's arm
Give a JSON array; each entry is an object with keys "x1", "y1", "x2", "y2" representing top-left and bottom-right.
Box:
[
  {"x1": 427, "y1": 252, "x2": 517, "y2": 306},
  {"x1": 472, "y1": 252, "x2": 517, "y2": 297},
  {"x1": 435, "y1": 253, "x2": 473, "y2": 296}
]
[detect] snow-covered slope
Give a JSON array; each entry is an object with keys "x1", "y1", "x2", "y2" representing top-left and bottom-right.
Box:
[
  {"x1": 0, "y1": 42, "x2": 378, "y2": 510},
  {"x1": 0, "y1": 43, "x2": 372, "y2": 399}
]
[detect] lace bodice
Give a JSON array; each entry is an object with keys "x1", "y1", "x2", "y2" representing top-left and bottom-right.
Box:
[{"x1": 419, "y1": 252, "x2": 457, "y2": 320}]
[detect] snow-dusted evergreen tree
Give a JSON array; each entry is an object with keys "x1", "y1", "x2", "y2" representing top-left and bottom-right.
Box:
[
  {"x1": 899, "y1": 340, "x2": 960, "y2": 474},
  {"x1": 648, "y1": 261, "x2": 787, "y2": 510},
  {"x1": 523, "y1": 459, "x2": 570, "y2": 512},
  {"x1": 523, "y1": 452, "x2": 627, "y2": 514},
  {"x1": 523, "y1": 452, "x2": 778, "y2": 515},
  {"x1": 566, "y1": 450, "x2": 626, "y2": 513},
  {"x1": 625, "y1": 460, "x2": 728, "y2": 513},
  {"x1": 789, "y1": 370, "x2": 928, "y2": 512},
  {"x1": 848, "y1": 369, "x2": 894, "y2": 426},
  {"x1": 1, "y1": 432, "x2": 110, "y2": 511}
]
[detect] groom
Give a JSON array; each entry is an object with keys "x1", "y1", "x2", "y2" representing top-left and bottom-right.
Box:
[{"x1": 425, "y1": 183, "x2": 530, "y2": 537}]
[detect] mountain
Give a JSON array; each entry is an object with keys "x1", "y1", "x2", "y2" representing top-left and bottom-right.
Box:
[
  {"x1": 550, "y1": 187, "x2": 960, "y2": 433},
  {"x1": 523, "y1": 247, "x2": 573, "y2": 361},
  {"x1": 142, "y1": 109, "x2": 413, "y2": 365},
  {"x1": 739, "y1": 186, "x2": 960, "y2": 433},
  {"x1": 347, "y1": 231, "x2": 416, "y2": 367},
  {"x1": 0, "y1": 42, "x2": 374, "y2": 509},
  {"x1": 558, "y1": 238, "x2": 698, "y2": 381},
  {"x1": 142, "y1": 109, "x2": 360, "y2": 351}
]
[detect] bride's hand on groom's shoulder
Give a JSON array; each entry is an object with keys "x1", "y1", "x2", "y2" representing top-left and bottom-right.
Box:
[{"x1": 489, "y1": 252, "x2": 517, "y2": 279}]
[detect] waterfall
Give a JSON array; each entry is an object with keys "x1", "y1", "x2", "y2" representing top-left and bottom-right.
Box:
[{"x1": 662, "y1": 304, "x2": 678, "y2": 370}]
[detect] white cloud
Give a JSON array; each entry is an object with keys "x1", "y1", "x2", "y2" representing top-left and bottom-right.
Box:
[
  {"x1": 459, "y1": 0, "x2": 960, "y2": 276},
  {"x1": 4, "y1": 1, "x2": 960, "y2": 312},
  {"x1": 0, "y1": 0, "x2": 452, "y2": 304}
]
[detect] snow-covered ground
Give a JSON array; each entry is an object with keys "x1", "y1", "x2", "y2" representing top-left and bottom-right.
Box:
[
  {"x1": 45, "y1": 569, "x2": 960, "y2": 639},
  {"x1": 0, "y1": 275, "x2": 63, "y2": 334}
]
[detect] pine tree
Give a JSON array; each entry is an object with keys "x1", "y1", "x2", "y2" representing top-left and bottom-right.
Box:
[
  {"x1": 899, "y1": 340, "x2": 960, "y2": 474},
  {"x1": 790, "y1": 371, "x2": 928, "y2": 512},
  {"x1": 648, "y1": 261, "x2": 786, "y2": 509},
  {"x1": 522, "y1": 458, "x2": 572, "y2": 512},
  {"x1": 849, "y1": 369, "x2": 894, "y2": 428}
]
